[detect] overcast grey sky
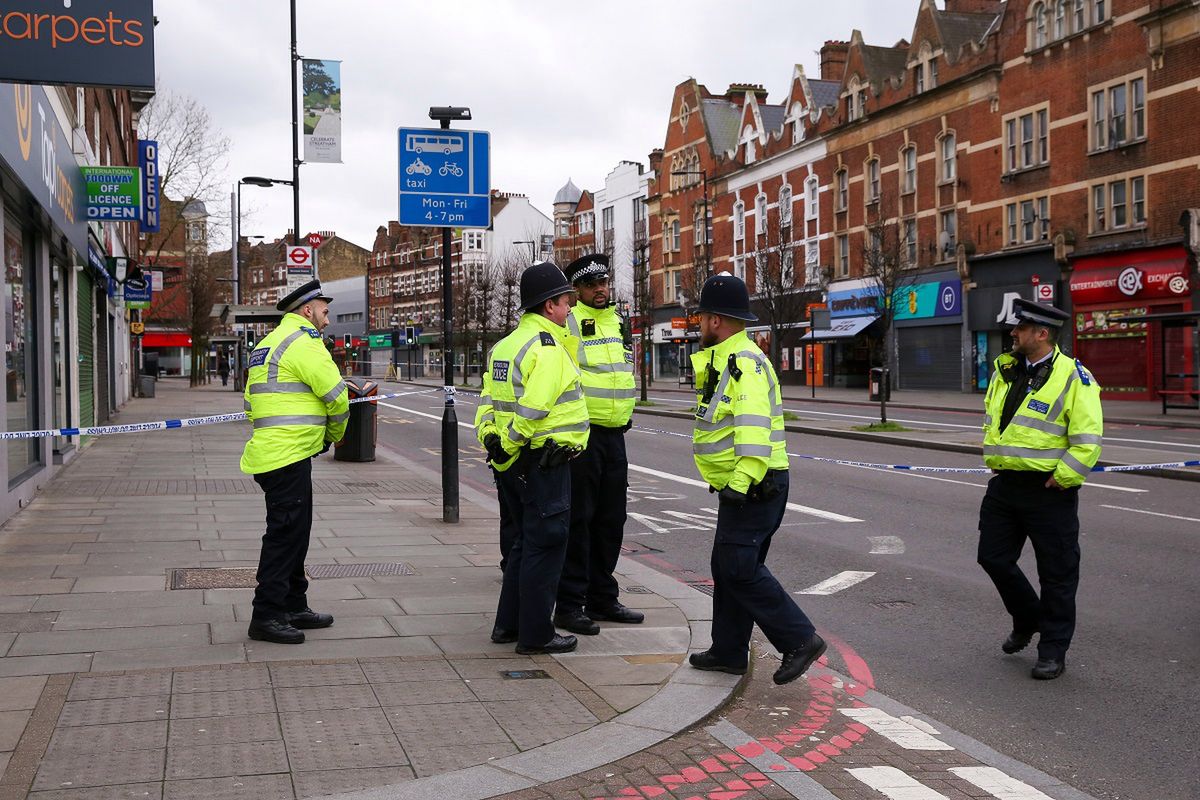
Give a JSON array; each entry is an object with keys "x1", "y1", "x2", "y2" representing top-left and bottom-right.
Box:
[{"x1": 154, "y1": 1, "x2": 916, "y2": 250}]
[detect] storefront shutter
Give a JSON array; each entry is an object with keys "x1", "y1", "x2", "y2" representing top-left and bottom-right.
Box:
[
  {"x1": 94, "y1": 286, "x2": 110, "y2": 423},
  {"x1": 77, "y1": 272, "x2": 94, "y2": 430},
  {"x1": 897, "y1": 325, "x2": 962, "y2": 390}
]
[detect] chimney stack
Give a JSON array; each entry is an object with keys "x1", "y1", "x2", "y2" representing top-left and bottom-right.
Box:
[{"x1": 820, "y1": 41, "x2": 850, "y2": 82}]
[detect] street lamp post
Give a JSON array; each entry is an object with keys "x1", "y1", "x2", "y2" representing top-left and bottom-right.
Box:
[
  {"x1": 235, "y1": 176, "x2": 295, "y2": 389},
  {"x1": 389, "y1": 313, "x2": 400, "y2": 380},
  {"x1": 289, "y1": 0, "x2": 302, "y2": 246}
]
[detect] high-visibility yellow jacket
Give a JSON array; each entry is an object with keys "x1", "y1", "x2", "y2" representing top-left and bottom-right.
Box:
[
  {"x1": 565, "y1": 303, "x2": 636, "y2": 428},
  {"x1": 982, "y1": 347, "x2": 1103, "y2": 488},
  {"x1": 240, "y1": 313, "x2": 349, "y2": 474},
  {"x1": 475, "y1": 312, "x2": 590, "y2": 472},
  {"x1": 690, "y1": 330, "x2": 788, "y2": 493}
]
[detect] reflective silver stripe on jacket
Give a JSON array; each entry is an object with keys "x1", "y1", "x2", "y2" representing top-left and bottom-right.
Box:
[
  {"x1": 1008, "y1": 416, "x2": 1067, "y2": 436},
  {"x1": 266, "y1": 330, "x2": 306, "y2": 383},
  {"x1": 695, "y1": 414, "x2": 773, "y2": 433},
  {"x1": 321, "y1": 381, "x2": 347, "y2": 404},
  {"x1": 1046, "y1": 370, "x2": 1078, "y2": 422},
  {"x1": 538, "y1": 421, "x2": 591, "y2": 438},
  {"x1": 982, "y1": 445, "x2": 1067, "y2": 459},
  {"x1": 509, "y1": 334, "x2": 543, "y2": 393},
  {"x1": 1060, "y1": 451, "x2": 1092, "y2": 477},
  {"x1": 566, "y1": 316, "x2": 588, "y2": 366},
  {"x1": 507, "y1": 423, "x2": 527, "y2": 444},
  {"x1": 698, "y1": 364, "x2": 733, "y2": 423},
  {"x1": 737, "y1": 350, "x2": 784, "y2": 415},
  {"x1": 329, "y1": 412, "x2": 349, "y2": 424},
  {"x1": 514, "y1": 404, "x2": 550, "y2": 420},
  {"x1": 983, "y1": 414, "x2": 993, "y2": 426},
  {"x1": 734, "y1": 443, "x2": 773, "y2": 457},
  {"x1": 770, "y1": 429, "x2": 786, "y2": 442},
  {"x1": 478, "y1": 411, "x2": 495, "y2": 424},
  {"x1": 1068, "y1": 433, "x2": 1103, "y2": 446},
  {"x1": 582, "y1": 386, "x2": 637, "y2": 400},
  {"x1": 249, "y1": 381, "x2": 311, "y2": 395},
  {"x1": 252, "y1": 414, "x2": 327, "y2": 429},
  {"x1": 558, "y1": 386, "x2": 585, "y2": 403},
  {"x1": 581, "y1": 362, "x2": 634, "y2": 374},
  {"x1": 693, "y1": 433, "x2": 734, "y2": 455}
]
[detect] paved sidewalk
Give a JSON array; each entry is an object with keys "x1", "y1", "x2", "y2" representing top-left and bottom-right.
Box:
[{"x1": 0, "y1": 380, "x2": 735, "y2": 799}]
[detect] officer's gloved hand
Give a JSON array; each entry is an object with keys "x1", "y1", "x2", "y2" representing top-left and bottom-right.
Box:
[
  {"x1": 483, "y1": 434, "x2": 511, "y2": 465},
  {"x1": 318, "y1": 440, "x2": 332, "y2": 456},
  {"x1": 718, "y1": 486, "x2": 747, "y2": 507}
]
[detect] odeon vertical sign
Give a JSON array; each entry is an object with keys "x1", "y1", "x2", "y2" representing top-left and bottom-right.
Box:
[{"x1": 0, "y1": 0, "x2": 155, "y2": 90}]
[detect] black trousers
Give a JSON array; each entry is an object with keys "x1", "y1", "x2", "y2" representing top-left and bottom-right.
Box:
[
  {"x1": 251, "y1": 458, "x2": 313, "y2": 622},
  {"x1": 710, "y1": 471, "x2": 816, "y2": 667},
  {"x1": 494, "y1": 470, "x2": 520, "y2": 573},
  {"x1": 556, "y1": 426, "x2": 628, "y2": 614},
  {"x1": 977, "y1": 471, "x2": 1081, "y2": 660},
  {"x1": 494, "y1": 454, "x2": 571, "y2": 648}
]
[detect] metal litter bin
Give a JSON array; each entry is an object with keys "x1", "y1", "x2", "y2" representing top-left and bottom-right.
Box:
[
  {"x1": 868, "y1": 367, "x2": 890, "y2": 402},
  {"x1": 334, "y1": 378, "x2": 377, "y2": 462},
  {"x1": 138, "y1": 374, "x2": 156, "y2": 398}
]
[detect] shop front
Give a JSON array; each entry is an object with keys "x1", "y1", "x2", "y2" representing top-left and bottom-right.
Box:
[
  {"x1": 1068, "y1": 245, "x2": 1194, "y2": 400},
  {"x1": 965, "y1": 248, "x2": 1063, "y2": 391},
  {"x1": 652, "y1": 313, "x2": 698, "y2": 384},
  {"x1": 893, "y1": 271, "x2": 963, "y2": 391},
  {"x1": 141, "y1": 332, "x2": 195, "y2": 376}
]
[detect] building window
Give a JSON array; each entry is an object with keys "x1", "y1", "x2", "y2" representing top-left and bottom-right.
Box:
[
  {"x1": 940, "y1": 133, "x2": 957, "y2": 182},
  {"x1": 1033, "y1": 2, "x2": 1047, "y2": 48},
  {"x1": 837, "y1": 234, "x2": 849, "y2": 277},
  {"x1": 835, "y1": 169, "x2": 848, "y2": 211},
  {"x1": 845, "y1": 78, "x2": 867, "y2": 121},
  {"x1": 779, "y1": 185, "x2": 793, "y2": 227},
  {"x1": 929, "y1": 58, "x2": 938, "y2": 88},
  {"x1": 742, "y1": 125, "x2": 757, "y2": 163},
  {"x1": 901, "y1": 146, "x2": 917, "y2": 194},
  {"x1": 804, "y1": 239, "x2": 820, "y2": 285},
  {"x1": 1005, "y1": 196, "x2": 1051, "y2": 244},
  {"x1": 464, "y1": 231, "x2": 484, "y2": 251},
  {"x1": 914, "y1": 65, "x2": 924, "y2": 94},
  {"x1": 1091, "y1": 177, "x2": 1146, "y2": 233},
  {"x1": 1054, "y1": 0, "x2": 1067, "y2": 38},
  {"x1": 734, "y1": 201, "x2": 745, "y2": 242},
  {"x1": 866, "y1": 159, "x2": 880, "y2": 204},
  {"x1": 1091, "y1": 76, "x2": 1146, "y2": 150},
  {"x1": 733, "y1": 255, "x2": 746, "y2": 283},
  {"x1": 1074, "y1": 0, "x2": 1086, "y2": 30},
  {"x1": 939, "y1": 210, "x2": 957, "y2": 260},
  {"x1": 665, "y1": 269, "x2": 680, "y2": 302},
  {"x1": 1004, "y1": 107, "x2": 1050, "y2": 172},
  {"x1": 693, "y1": 207, "x2": 705, "y2": 246},
  {"x1": 669, "y1": 219, "x2": 681, "y2": 252},
  {"x1": 903, "y1": 218, "x2": 918, "y2": 266},
  {"x1": 601, "y1": 206, "x2": 614, "y2": 234},
  {"x1": 755, "y1": 193, "x2": 768, "y2": 236},
  {"x1": 1094, "y1": 0, "x2": 1105, "y2": 23},
  {"x1": 186, "y1": 223, "x2": 203, "y2": 241},
  {"x1": 805, "y1": 177, "x2": 819, "y2": 220}
]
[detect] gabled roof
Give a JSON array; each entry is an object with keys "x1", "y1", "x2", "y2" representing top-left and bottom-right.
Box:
[
  {"x1": 809, "y1": 79, "x2": 842, "y2": 110},
  {"x1": 934, "y1": 10, "x2": 998, "y2": 60},
  {"x1": 759, "y1": 104, "x2": 787, "y2": 134},
  {"x1": 858, "y1": 43, "x2": 909, "y2": 88},
  {"x1": 701, "y1": 99, "x2": 742, "y2": 154}
]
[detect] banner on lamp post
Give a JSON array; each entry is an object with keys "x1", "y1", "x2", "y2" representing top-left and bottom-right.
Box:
[{"x1": 302, "y1": 59, "x2": 341, "y2": 163}]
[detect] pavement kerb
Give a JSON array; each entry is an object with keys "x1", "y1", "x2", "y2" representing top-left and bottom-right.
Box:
[
  {"x1": 322, "y1": 556, "x2": 740, "y2": 800},
  {"x1": 633, "y1": 406, "x2": 1200, "y2": 483}
]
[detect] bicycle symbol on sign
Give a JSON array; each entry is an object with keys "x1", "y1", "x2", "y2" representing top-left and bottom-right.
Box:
[
  {"x1": 439, "y1": 162, "x2": 464, "y2": 177},
  {"x1": 406, "y1": 158, "x2": 432, "y2": 176}
]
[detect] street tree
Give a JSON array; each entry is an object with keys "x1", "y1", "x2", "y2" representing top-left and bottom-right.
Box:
[
  {"x1": 630, "y1": 228, "x2": 655, "y2": 401},
  {"x1": 750, "y1": 200, "x2": 815, "y2": 369}
]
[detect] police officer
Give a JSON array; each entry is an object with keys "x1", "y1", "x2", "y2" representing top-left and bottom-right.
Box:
[
  {"x1": 552, "y1": 254, "x2": 644, "y2": 636},
  {"x1": 241, "y1": 279, "x2": 349, "y2": 644},
  {"x1": 686, "y1": 273, "x2": 826, "y2": 685},
  {"x1": 978, "y1": 298, "x2": 1103, "y2": 680},
  {"x1": 475, "y1": 262, "x2": 590, "y2": 654}
]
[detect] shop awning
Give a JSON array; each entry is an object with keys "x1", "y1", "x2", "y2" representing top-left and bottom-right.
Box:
[
  {"x1": 800, "y1": 315, "x2": 878, "y2": 341},
  {"x1": 142, "y1": 332, "x2": 193, "y2": 348}
]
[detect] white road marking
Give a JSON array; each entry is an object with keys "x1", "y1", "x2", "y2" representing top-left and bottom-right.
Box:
[
  {"x1": 847, "y1": 766, "x2": 949, "y2": 798},
  {"x1": 840, "y1": 708, "x2": 955, "y2": 750},
  {"x1": 796, "y1": 570, "x2": 876, "y2": 596},
  {"x1": 900, "y1": 715, "x2": 941, "y2": 735},
  {"x1": 379, "y1": 401, "x2": 466, "y2": 427},
  {"x1": 1100, "y1": 504, "x2": 1200, "y2": 523},
  {"x1": 1103, "y1": 436, "x2": 1200, "y2": 449},
  {"x1": 627, "y1": 463, "x2": 863, "y2": 523},
  {"x1": 949, "y1": 767, "x2": 1055, "y2": 799},
  {"x1": 869, "y1": 536, "x2": 906, "y2": 554}
]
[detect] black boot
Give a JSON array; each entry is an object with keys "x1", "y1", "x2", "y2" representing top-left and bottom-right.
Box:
[
  {"x1": 516, "y1": 634, "x2": 578, "y2": 655},
  {"x1": 247, "y1": 618, "x2": 305, "y2": 644},
  {"x1": 587, "y1": 603, "x2": 645, "y2": 624},
  {"x1": 288, "y1": 608, "x2": 334, "y2": 629},
  {"x1": 687, "y1": 650, "x2": 747, "y2": 675},
  {"x1": 554, "y1": 609, "x2": 600, "y2": 635},
  {"x1": 773, "y1": 634, "x2": 827, "y2": 685}
]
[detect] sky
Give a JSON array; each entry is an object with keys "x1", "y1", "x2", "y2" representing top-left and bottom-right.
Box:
[{"x1": 152, "y1": 0, "x2": 917, "y2": 251}]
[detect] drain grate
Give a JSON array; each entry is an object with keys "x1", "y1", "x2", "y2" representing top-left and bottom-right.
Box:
[
  {"x1": 623, "y1": 586, "x2": 652, "y2": 595},
  {"x1": 870, "y1": 600, "x2": 914, "y2": 610},
  {"x1": 501, "y1": 670, "x2": 550, "y2": 680},
  {"x1": 305, "y1": 562, "x2": 415, "y2": 579},
  {"x1": 170, "y1": 567, "x2": 258, "y2": 590},
  {"x1": 687, "y1": 582, "x2": 716, "y2": 597}
]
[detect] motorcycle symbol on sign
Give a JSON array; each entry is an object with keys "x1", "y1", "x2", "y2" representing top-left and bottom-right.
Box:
[
  {"x1": 406, "y1": 158, "x2": 432, "y2": 176},
  {"x1": 439, "y1": 162, "x2": 464, "y2": 177}
]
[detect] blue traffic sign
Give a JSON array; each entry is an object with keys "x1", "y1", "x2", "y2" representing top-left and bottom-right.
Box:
[{"x1": 397, "y1": 127, "x2": 491, "y2": 228}]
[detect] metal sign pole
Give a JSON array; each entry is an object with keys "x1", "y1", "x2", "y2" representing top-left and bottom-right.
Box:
[{"x1": 438, "y1": 117, "x2": 459, "y2": 524}]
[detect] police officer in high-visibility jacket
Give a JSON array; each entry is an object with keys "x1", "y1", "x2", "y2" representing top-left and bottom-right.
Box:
[
  {"x1": 979, "y1": 298, "x2": 1103, "y2": 681},
  {"x1": 476, "y1": 262, "x2": 590, "y2": 655},
  {"x1": 551, "y1": 254, "x2": 644, "y2": 636},
  {"x1": 686, "y1": 273, "x2": 826, "y2": 686},
  {"x1": 241, "y1": 280, "x2": 349, "y2": 645}
]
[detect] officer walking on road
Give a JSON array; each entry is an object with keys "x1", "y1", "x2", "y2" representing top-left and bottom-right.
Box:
[
  {"x1": 476, "y1": 262, "x2": 590, "y2": 655},
  {"x1": 552, "y1": 254, "x2": 645, "y2": 636},
  {"x1": 686, "y1": 273, "x2": 826, "y2": 685},
  {"x1": 240, "y1": 279, "x2": 349, "y2": 645},
  {"x1": 978, "y1": 298, "x2": 1103, "y2": 680}
]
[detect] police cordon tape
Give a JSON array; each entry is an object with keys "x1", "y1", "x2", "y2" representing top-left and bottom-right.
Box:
[
  {"x1": 6, "y1": 390, "x2": 1196, "y2": 475},
  {"x1": 0, "y1": 391, "x2": 419, "y2": 441}
]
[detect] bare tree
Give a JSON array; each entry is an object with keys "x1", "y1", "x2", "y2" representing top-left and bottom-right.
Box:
[
  {"x1": 630, "y1": 229, "x2": 655, "y2": 401},
  {"x1": 496, "y1": 251, "x2": 523, "y2": 332},
  {"x1": 138, "y1": 89, "x2": 230, "y2": 386},
  {"x1": 860, "y1": 192, "x2": 921, "y2": 423},
  {"x1": 750, "y1": 208, "x2": 814, "y2": 369}
]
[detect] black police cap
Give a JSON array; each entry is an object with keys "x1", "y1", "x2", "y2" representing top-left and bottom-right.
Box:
[
  {"x1": 277, "y1": 279, "x2": 333, "y2": 314},
  {"x1": 565, "y1": 253, "x2": 610, "y2": 285},
  {"x1": 520, "y1": 262, "x2": 573, "y2": 311},
  {"x1": 697, "y1": 272, "x2": 757, "y2": 322},
  {"x1": 1012, "y1": 298, "x2": 1068, "y2": 329}
]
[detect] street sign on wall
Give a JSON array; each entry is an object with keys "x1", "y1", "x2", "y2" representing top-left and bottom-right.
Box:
[
  {"x1": 82, "y1": 166, "x2": 142, "y2": 221},
  {"x1": 397, "y1": 127, "x2": 490, "y2": 228},
  {"x1": 285, "y1": 245, "x2": 315, "y2": 291},
  {"x1": 137, "y1": 140, "x2": 160, "y2": 232}
]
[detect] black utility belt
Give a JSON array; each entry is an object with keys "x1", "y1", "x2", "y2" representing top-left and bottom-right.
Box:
[{"x1": 591, "y1": 423, "x2": 628, "y2": 434}]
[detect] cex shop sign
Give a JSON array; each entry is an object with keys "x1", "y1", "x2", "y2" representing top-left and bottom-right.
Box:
[
  {"x1": 0, "y1": 1, "x2": 155, "y2": 90},
  {"x1": 1069, "y1": 247, "x2": 1191, "y2": 305}
]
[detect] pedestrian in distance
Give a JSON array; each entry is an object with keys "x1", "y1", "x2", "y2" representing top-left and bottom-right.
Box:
[
  {"x1": 978, "y1": 298, "x2": 1102, "y2": 680},
  {"x1": 686, "y1": 272, "x2": 826, "y2": 686},
  {"x1": 240, "y1": 279, "x2": 349, "y2": 645},
  {"x1": 475, "y1": 262, "x2": 590, "y2": 655},
  {"x1": 553, "y1": 254, "x2": 645, "y2": 636},
  {"x1": 218, "y1": 356, "x2": 230, "y2": 387}
]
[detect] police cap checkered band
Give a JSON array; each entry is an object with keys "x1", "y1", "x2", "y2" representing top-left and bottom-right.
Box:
[
  {"x1": 1012, "y1": 298, "x2": 1068, "y2": 329},
  {"x1": 565, "y1": 253, "x2": 610, "y2": 284},
  {"x1": 276, "y1": 279, "x2": 333, "y2": 313}
]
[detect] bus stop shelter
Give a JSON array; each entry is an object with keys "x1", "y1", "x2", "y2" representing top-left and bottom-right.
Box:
[{"x1": 1120, "y1": 309, "x2": 1200, "y2": 413}]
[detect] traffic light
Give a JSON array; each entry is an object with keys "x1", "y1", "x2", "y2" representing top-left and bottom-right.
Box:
[
  {"x1": 405, "y1": 326, "x2": 416, "y2": 345},
  {"x1": 245, "y1": 329, "x2": 256, "y2": 348},
  {"x1": 343, "y1": 333, "x2": 352, "y2": 349}
]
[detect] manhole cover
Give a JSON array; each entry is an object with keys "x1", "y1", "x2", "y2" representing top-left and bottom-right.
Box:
[
  {"x1": 501, "y1": 670, "x2": 550, "y2": 680},
  {"x1": 870, "y1": 600, "x2": 914, "y2": 610},
  {"x1": 306, "y1": 562, "x2": 415, "y2": 579},
  {"x1": 170, "y1": 568, "x2": 258, "y2": 590},
  {"x1": 687, "y1": 582, "x2": 715, "y2": 597},
  {"x1": 623, "y1": 586, "x2": 652, "y2": 594}
]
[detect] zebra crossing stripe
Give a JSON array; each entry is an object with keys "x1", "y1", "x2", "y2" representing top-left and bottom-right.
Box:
[
  {"x1": 847, "y1": 766, "x2": 948, "y2": 799},
  {"x1": 839, "y1": 707, "x2": 954, "y2": 750},
  {"x1": 949, "y1": 767, "x2": 1055, "y2": 799}
]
